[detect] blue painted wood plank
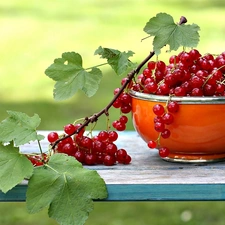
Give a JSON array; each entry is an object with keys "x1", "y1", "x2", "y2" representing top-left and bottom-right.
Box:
[
  {"x1": 0, "y1": 185, "x2": 26, "y2": 202},
  {"x1": 105, "y1": 184, "x2": 225, "y2": 201},
  {"x1": 1, "y1": 183, "x2": 225, "y2": 201}
]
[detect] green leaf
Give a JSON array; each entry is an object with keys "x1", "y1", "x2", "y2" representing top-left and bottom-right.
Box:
[
  {"x1": 0, "y1": 111, "x2": 44, "y2": 146},
  {"x1": 94, "y1": 46, "x2": 136, "y2": 76},
  {"x1": 26, "y1": 154, "x2": 107, "y2": 225},
  {"x1": 45, "y1": 52, "x2": 103, "y2": 100},
  {"x1": 143, "y1": 13, "x2": 200, "y2": 54},
  {"x1": 81, "y1": 67, "x2": 104, "y2": 97},
  {"x1": 0, "y1": 142, "x2": 33, "y2": 193},
  {"x1": 45, "y1": 52, "x2": 83, "y2": 81},
  {"x1": 53, "y1": 67, "x2": 102, "y2": 101}
]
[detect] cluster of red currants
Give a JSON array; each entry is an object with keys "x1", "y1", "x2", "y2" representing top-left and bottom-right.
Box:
[
  {"x1": 47, "y1": 123, "x2": 131, "y2": 166},
  {"x1": 132, "y1": 49, "x2": 225, "y2": 97},
  {"x1": 26, "y1": 153, "x2": 48, "y2": 167},
  {"x1": 112, "y1": 77, "x2": 132, "y2": 131},
  {"x1": 147, "y1": 101, "x2": 179, "y2": 157}
]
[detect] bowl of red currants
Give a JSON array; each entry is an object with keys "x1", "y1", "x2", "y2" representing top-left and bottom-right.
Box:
[{"x1": 129, "y1": 49, "x2": 225, "y2": 163}]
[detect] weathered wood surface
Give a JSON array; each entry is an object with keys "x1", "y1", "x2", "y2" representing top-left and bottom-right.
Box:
[{"x1": 1, "y1": 131, "x2": 225, "y2": 201}]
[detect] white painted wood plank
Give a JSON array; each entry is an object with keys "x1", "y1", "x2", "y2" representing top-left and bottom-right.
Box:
[{"x1": 20, "y1": 131, "x2": 225, "y2": 185}]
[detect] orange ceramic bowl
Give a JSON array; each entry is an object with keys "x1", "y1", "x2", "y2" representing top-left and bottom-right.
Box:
[{"x1": 130, "y1": 90, "x2": 225, "y2": 163}]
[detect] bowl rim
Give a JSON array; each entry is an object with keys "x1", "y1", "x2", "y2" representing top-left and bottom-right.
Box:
[{"x1": 129, "y1": 90, "x2": 225, "y2": 104}]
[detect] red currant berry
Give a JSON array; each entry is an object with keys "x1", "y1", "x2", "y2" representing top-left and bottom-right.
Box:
[
  {"x1": 27, "y1": 154, "x2": 46, "y2": 167},
  {"x1": 120, "y1": 93, "x2": 132, "y2": 105},
  {"x1": 113, "y1": 98, "x2": 122, "y2": 108},
  {"x1": 216, "y1": 83, "x2": 225, "y2": 94},
  {"x1": 74, "y1": 151, "x2": 85, "y2": 163},
  {"x1": 174, "y1": 86, "x2": 186, "y2": 96},
  {"x1": 96, "y1": 154, "x2": 104, "y2": 164},
  {"x1": 123, "y1": 154, "x2": 132, "y2": 164},
  {"x1": 179, "y1": 52, "x2": 192, "y2": 66},
  {"x1": 154, "y1": 122, "x2": 165, "y2": 132},
  {"x1": 155, "y1": 70, "x2": 164, "y2": 82},
  {"x1": 121, "y1": 77, "x2": 128, "y2": 86},
  {"x1": 159, "y1": 147, "x2": 170, "y2": 158},
  {"x1": 158, "y1": 83, "x2": 170, "y2": 95},
  {"x1": 113, "y1": 121, "x2": 126, "y2": 131},
  {"x1": 189, "y1": 49, "x2": 201, "y2": 60},
  {"x1": 120, "y1": 104, "x2": 132, "y2": 114},
  {"x1": 203, "y1": 84, "x2": 216, "y2": 96},
  {"x1": 64, "y1": 124, "x2": 76, "y2": 135},
  {"x1": 190, "y1": 75, "x2": 204, "y2": 89},
  {"x1": 61, "y1": 143, "x2": 75, "y2": 155},
  {"x1": 85, "y1": 154, "x2": 97, "y2": 165},
  {"x1": 154, "y1": 116, "x2": 163, "y2": 123},
  {"x1": 119, "y1": 115, "x2": 128, "y2": 124},
  {"x1": 73, "y1": 134, "x2": 83, "y2": 145},
  {"x1": 116, "y1": 149, "x2": 127, "y2": 163},
  {"x1": 162, "y1": 113, "x2": 174, "y2": 125},
  {"x1": 156, "y1": 60, "x2": 166, "y2": 72},
  {"x1": 143, "y1": 68, "x2": 152, "y2": 77},
  {"x1": 144, "y1": 81, "x2": 158, "y2": 93},
  {"x1": 147, "y1": 140, "x2": 157, "y2": 149},
  {"x1": 147, "y1": 61, "x2": 156, "y2": 70},
  {"x1": 63, "y1": 136, "x2": 74, "y2": 144},
  {"x1": 191, "y1": 88, "x2": 203, "y2": 96},
  {"x1": 103, "y1": 155, "x2": 116, "y2": 166},
  {"x1": 92, "y1": 140, "x2": 106, "y2": 154},
  {"x1": 80, "y1": 136, "x2": 93, "y2": 149},
  {"x1": 47, "y1": 132, "x2": 59, "y2": 143},
  {"x1": 98, "y1": 131, "x2": 109, "y2": 142},
  {"x1": 105, "y1": 143, "x2": 117, "y2": 155},
  {"x1": 144, "y1": 77, "x2": 154, "y2": 85},
  {"x1": 108, "y1": 131, "x2": 118, "y2": 142},
  {"x1": 169, "y1": 55, "x2": 179, "y2": 64},
  {"x1": 161, "y1": 129, "x2": 171, "y2": 139},
  {"x1": 153, "y1": 104, "x2": 165, "y2": 116},
  {"x1": 113, "y1": 87, "x2": 120, "y2": 95},
  {"x1": 132, "y1": 83, "x2": 143, "y2": 92},
  {"x1": 74, "y1": 123, "x2": 85, "y2": 137},
  {"x1": 167, "y1": 101, "x2": 179, "y2": 113}
]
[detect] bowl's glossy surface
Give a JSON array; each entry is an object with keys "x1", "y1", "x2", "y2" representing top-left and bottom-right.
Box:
[{"x1": 130, "y1": 90, "x2": 225, "y2": 163}]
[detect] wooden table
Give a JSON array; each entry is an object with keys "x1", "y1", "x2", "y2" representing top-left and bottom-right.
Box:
[{"x1": 1, "y1": 131, "x2": 225, "y2": 201}]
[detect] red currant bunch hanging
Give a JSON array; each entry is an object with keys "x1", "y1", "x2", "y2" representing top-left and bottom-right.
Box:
[
  {"x1": 112, "y1": 77, "x2": 132, "y2": 131},
  {"x1": 146, "y1": 100, "x2": 179, "y2": 158},
  {"x1": 47, "y1": 123, "x2": 132, "y2": 166}
]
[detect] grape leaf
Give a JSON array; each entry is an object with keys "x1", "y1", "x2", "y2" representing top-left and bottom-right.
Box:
[
  {"x1": 0, "y1": 142, "x2": 33, "y2": 193},
  {"x1": 143, "y1": 13, "x2": 200, "y2": 55},
  {"x1": 0, "y1": 111, "x2": 44, "y2": 146},
  {"x1": 94, "y1": 46, "x2": 136, "y2": 76},
  {"x1": 45, "y1": 52, "x2": 103, "y2": 100},
  {"x1": 26, "y1": 153, "x2": 107, "y2": 225}
]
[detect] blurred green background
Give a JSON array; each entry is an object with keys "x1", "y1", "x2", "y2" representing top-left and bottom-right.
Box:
[{"x1": 1, "y1": 0, "x2": 225, "y2": 224}]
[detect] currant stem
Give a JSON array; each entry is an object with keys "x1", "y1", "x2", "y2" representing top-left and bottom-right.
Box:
[
  {"x1": 156, "y1": 134, "x2": 161, "y2": 146},
  {"x1": 37, "y1": 139, "x2": 43, "y2": 155},
  {"x1": 179, "y1": 16, "x2": 187, "y2": 25},
  {"x1": 165, "y1": 95, "x2": 173, "y2": 110},
  {"x1": 85, "y1": 62, "x2": 108, "y2": 70},
  {"x1": 44, "y1": 164, "x2": 59, "y2": 174}
]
